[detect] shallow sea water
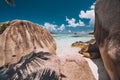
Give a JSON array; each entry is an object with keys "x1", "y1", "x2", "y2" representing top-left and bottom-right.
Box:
[{"x1": 52, "y1": 34, "x2": 94, "y2": 45}]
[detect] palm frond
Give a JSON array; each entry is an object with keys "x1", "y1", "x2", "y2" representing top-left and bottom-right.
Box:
[{"x1": 5, "y1": 0, "x2": 15, "y2": 6}]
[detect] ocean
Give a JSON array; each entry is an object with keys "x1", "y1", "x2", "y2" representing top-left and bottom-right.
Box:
[{"x1": 52, "y1": 33, "x2": 94, "y2": 46}]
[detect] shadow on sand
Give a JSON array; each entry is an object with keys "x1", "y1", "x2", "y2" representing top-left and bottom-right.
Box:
[{"x1": 92, "y1": 58, "x2": 110, "y2": 80}]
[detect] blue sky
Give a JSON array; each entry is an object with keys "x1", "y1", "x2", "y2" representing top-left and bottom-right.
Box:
[{"x1": 0, "y1": 0, "x2": 95, "y2": 33}]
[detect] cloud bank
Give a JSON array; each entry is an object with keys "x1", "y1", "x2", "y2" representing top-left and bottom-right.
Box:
[
  {"x1": 44, "y1": 22, "x2": 57, "y2": 31},
  {"x1": 43, "y1": 2, "x2": 95, "y2": 32},
  {"x1": 79, "y1": 3, "x2": 95, "y2": 27},
  {"x1": 44, "y1": 22, "x2": 65, "y2": 32},
  {"x1": 66, "y1": 17, "x2": 85, "y2": 27},
  {"x1": 65, "y1": 2, "x2": 95, "y2": 28}
]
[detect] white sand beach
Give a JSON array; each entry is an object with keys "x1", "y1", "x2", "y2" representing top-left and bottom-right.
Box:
[{"x1": 53, "y1": 34, "x2": 109, "y2": 80}]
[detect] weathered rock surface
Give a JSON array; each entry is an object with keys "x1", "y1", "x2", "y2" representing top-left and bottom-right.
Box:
[
  {"x1": 72, "y1": 39, "x2": 95, "y2": 48},
  {"x1": 0, "y1": 20, "x2": 56, "y2": 67},
  {"x1": 72, "y1": 39, "x2": 100, "y2": 59},
  {"x1": 95, "y1": 0, "x2": 120, "y2": 79},
  {"x1": 59, "y1": 53, "x2": 95, "y2": 80}
]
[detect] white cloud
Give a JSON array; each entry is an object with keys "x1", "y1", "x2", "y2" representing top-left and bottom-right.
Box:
[
  {"x1": 79, "y1": 2, "x2": 95, "y2": 27},
  {"x1": 68, "y1": 30, "x2": 71, "y2": 33},
  {"x1": 44, "y1": 22, "x2": 57, "y2": 31},
  {"x1": 79, "y1": 10, "x2": 94, "y2": 19},
  {"x1": 79, "y1": 20, "x2": 85, "y2": 26},
  {"x1": 57, "y1": 24, "x2": 65, "y2": 31},
  {"x1": 43, "y1": 2, "x2": 95, "y2": 32},
  {"x1": 66, "y1": 17, "x2": 85, "y2": 27},
  {"x1": 44, "y1": 22, "x2": 65, "y2": 32},
  {"x1": 90, "y1": 3, "x2": 95, "y2": 9}
]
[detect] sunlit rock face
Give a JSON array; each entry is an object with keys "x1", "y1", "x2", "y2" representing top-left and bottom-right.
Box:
[
  {"x1": 0, "y1": 20, "x2": 56, "y2": 67},
  {"x1": 59, "y1": 53, "x2": 95, "y2": 80}
]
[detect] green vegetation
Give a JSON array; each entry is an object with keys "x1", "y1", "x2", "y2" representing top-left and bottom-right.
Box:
[
  {"x1": 89, "y1": 32, "x2": 94, "y2": 35},
  {"x1": 0, "y1": 23, "x2": 8, "y2": 34}
]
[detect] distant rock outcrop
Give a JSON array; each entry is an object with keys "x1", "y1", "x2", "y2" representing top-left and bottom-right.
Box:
[
  {"x1": 72, "y1": 39, "x2": 95, "y2": 48},
  {"x1": 0, "y1": 20, "x2": 56, "y2": 67},
  {"x1": 72, "y1": 39, "x2": 100, "y2": 59},
  {"x1": 88, "y1": 31, "x2": 94, "y2": 35}
]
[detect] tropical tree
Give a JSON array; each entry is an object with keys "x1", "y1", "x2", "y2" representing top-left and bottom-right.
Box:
[
  {"x1": 5, "y1": 0, "x2": 15, "y2": 6},
  {"x1": 0, "y1": 0, "x2": 15, "y2": 33}
]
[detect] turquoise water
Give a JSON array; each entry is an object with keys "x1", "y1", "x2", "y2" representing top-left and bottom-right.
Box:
[{"x1": 52, "y1": 34, "x2": 94, "y2": 45}]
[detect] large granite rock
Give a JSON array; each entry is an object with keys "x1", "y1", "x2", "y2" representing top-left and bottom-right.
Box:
[
  {"x1": 95, "y1": 0, "x2": 120, "y2": 79},
  {"x1": 59, "y1": 53, "x2": 95, "y2": 80},
  {"x1": 0, "y1": 20, "x2": 56, "y2": 67}
]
